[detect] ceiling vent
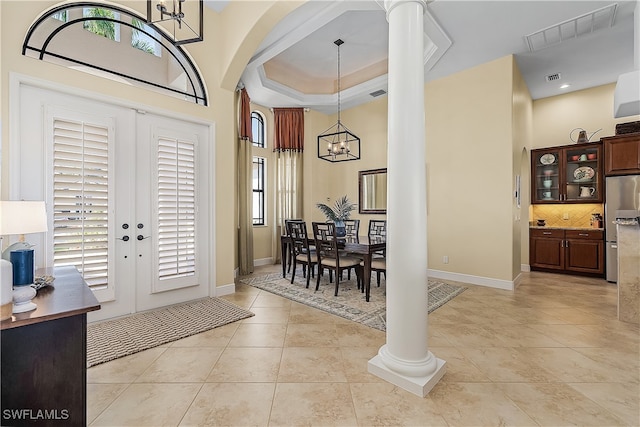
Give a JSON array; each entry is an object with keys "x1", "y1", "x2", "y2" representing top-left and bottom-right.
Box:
[
  {"x1": 545, "y1": 72, "x2": 562, "y2": 82},
  {"x1": 369, "y1": 89, "x2": 387, "y2": 98},
  {"x1": 525, "y1": 3, "x2": 618, "y2": 52}
]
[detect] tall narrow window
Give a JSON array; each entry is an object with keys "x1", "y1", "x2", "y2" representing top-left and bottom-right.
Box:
[
  {"x1": 157, "y1": 137, "x2": 197, "y2": 280},
  {"x1": 252, "y1": 157, "x2": 265, "y2": 225},
  {"x1": 52, "y1": 118, "x2": 110, "y2": 290},
  {"x1": 251, "y1": 111, "x2": 265, "y2": 148}
]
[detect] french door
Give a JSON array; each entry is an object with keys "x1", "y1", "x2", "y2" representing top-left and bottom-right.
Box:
[{"x1": 17, "y1": 84, "x2": 211, "y2": 321}]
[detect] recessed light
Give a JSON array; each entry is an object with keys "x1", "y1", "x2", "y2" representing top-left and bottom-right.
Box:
[{"x1": 560, "y1": 84, "x2": 571, "y2": 89}]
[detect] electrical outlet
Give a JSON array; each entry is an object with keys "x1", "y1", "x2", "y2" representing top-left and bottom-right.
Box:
[
  {"x1": 563, "y1": 212, "x2": 569, "y2": 220},
  {"x1": 443, "y1": 255, "x2": 449, "y2": 264}
]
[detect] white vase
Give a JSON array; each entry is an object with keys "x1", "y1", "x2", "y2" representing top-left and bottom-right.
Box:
[{"x1": 12, "y1": 285, "x2": 37, "y2": 313}]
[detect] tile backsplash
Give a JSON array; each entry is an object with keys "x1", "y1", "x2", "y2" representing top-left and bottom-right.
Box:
[{"x1": 531, "y1": 203, "x2": 604, "y2": 228}]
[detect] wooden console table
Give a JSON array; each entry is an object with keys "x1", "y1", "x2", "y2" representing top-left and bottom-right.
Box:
[{"x1": 1, "y1": 266, "x2": 100, "y2": 426}]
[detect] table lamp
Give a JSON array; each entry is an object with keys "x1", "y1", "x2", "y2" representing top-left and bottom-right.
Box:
[{"x1": 0, "y1": 201, "x2": 48, "y2": 316}]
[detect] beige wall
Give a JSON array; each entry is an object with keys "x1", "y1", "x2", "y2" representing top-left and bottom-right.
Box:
[
  {"x1": 533, "y1": 83, "x2": 640, "y2": 147},
  {"x1": 253, "y1": 55, "x2": 530, "y2": 285},
  {"x1": 314, "y1": 96, "x2": 389, "y2": 224},
  {"x1": 1, "y1": 1, "x2": 301, "y2": 289},
  {"x1": 425, "y1": 56, "x2": 517, "y2": 282},
  {"x1": 512, "y1": 59, "x2": 534, "y2": 277},
  {"x1": 248, "y1": 56, "x2": 639, "y2": 286}
]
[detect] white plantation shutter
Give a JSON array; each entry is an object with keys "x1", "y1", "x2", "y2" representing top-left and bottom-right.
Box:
[
  {"x1": 52, "y1": 118, "x2": 110, "y2": 290},
  {"x1": 157, "y1": 136, "x2": 196, "y2": 282}
]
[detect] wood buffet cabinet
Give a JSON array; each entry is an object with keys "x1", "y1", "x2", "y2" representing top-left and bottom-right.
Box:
[
  {"x1": 530, "y1": 228, "x2": 605, "y2": 276},
  {"x1": 531, "y1": 141, "x2": 603, "y2": 204},
  {"x1": 1, "y1": 266, "x2": 100, "y2": 426}
]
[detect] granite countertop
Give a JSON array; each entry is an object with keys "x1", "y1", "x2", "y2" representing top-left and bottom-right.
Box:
[{"x1": 530, "y1": 226, "x2": 604, "y2": 231}]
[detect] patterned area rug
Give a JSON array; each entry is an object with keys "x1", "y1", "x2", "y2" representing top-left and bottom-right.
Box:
[
  {"x1": 239, "y1": 272, "x2": 466, "y2": 331},
  {"x1": 86, "y1": 298, "x2": 254, "y2": 368}
]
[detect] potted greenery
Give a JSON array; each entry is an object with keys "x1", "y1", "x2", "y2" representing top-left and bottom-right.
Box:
[{"x1": 316, "y1": 195, "x2": 356, "y2": 237}]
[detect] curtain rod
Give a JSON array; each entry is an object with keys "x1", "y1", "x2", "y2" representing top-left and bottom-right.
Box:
[{"x1": 269, "y1": 108, "x2": 310, "y2": 113}]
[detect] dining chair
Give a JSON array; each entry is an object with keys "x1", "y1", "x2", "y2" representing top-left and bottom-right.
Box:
[
  {"x1": 286, "y1": 221, "x2": 317, "y2": 288},
  {"x1": 341, "y1": 219, "x2": 360, "y2": 280},
  {"x1": 362, "y1": 256, "x2": 386, "y2": 288},
  {"x1": 284, "y1": 218, "x2": 304, "y2": 274},
  {"x1": 367, "y1": 219, "x2": 387, "y2": 286},
  {"x1": 344, "y1": 219, "x2": 360, "y2": 237},
  {"x1": 368, "y1": 219, "x2": 387, "y2": 240},
  {"x1": 312, "y1": 222, "x2": 362, "y2": 296}
]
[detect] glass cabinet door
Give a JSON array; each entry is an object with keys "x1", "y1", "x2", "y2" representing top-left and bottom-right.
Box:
[
  {"x1": 533, "y1": 150, "x2": 561, "y2": 203},
  {"x1": 564, "y1": 145, "x2": 601, "y2": 202}
]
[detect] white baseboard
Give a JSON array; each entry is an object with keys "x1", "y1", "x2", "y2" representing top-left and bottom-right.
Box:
[
  {"x1": 521, "y1": 264, "x2": 531, "y2": 272},
  {"x1": 427, "y1": 269, "x2": 515, "y2": 291},
  {"x1": 513, "y1": 272, "x2": 524, "y2": 288},
  {"x1": 254, "y1": 258, "x2": 274, "y2": 267},
  {"x1": 215, "y1": 282, "x2": 235, "y2": 297}
]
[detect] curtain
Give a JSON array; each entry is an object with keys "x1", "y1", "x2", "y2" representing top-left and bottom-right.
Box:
[
  {"x1": 272, "y1": 108, "x2": 304, "y2": 263},
  {"x1": 273, "y1": 108, "x2": 304, "y2": 152},
  {"x1": 238, "y1": 88, "x2": 254, "y2": 275}
]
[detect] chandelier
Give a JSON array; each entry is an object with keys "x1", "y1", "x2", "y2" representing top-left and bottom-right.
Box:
[
  {"x1": 317, "y1": 39, "x2": 361, "y2": 162},
  {"x1": 147, "y1": 0, "x2": 203, "y2": 45}
]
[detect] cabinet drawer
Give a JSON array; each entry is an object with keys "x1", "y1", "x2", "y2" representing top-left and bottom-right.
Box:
[
  {"x1": 530, "y1": 228, "x2": 564, "y2": 238},
  {"x1": 565, "y1": 230, "x2": 603, "y2": 240}
]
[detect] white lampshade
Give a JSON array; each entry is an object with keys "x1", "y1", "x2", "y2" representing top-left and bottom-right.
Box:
[{"x1": 0, "y1": 201, "x2": 48, "y2": 236}]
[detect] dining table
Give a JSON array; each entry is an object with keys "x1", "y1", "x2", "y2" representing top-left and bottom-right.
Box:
[{"x1": 281, "y1": 233, "x2": 386, "y2": 302}]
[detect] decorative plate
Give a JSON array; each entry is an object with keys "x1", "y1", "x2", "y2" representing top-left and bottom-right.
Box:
[
  {"x1": 573, "y1": 166, "x2": 595, "y2": 181},
  {"x1": 540, "y1": 153, "x2": 555, "y2": 165}
]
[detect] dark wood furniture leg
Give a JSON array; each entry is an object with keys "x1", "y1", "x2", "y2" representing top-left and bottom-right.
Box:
[
  {"x1": 363, "y1": 252, "x2": 373, "y2": 302},
  {"x1": 281, "y1": 236, "x2": 288, "y2": 278}
]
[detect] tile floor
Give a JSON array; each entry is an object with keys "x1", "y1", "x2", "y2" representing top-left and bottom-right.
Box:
[{"x1": 87, "y1": 265, "x2": 639, "y2": 426}]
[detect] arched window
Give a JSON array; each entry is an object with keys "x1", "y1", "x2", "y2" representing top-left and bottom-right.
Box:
[
  {"x1": 251, "y1": 111, "x2": 265, "y2": 148},
  {"x1": 22, "y1": 2, "x2": 207, "y2": 105}
]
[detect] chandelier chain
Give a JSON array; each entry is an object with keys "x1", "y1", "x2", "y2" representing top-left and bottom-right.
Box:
[{"x1": 337, "y1": 41, "x2": 341, "y2": 123}]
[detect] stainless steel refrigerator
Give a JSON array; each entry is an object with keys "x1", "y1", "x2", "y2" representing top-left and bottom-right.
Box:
[{"x1": 605, "y1": 175, "x2": 640, "y2": 282}]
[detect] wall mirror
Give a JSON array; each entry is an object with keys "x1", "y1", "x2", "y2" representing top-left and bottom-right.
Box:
[{"x1": 359, "y1": 168, "x2": 387, "y2": 214}]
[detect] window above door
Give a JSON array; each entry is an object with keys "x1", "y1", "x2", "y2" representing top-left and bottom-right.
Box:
[{"x1": 23, "y1": 2, "x2": 207, "y2": 106}]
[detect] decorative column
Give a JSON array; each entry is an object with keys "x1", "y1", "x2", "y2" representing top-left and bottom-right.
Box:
[{"x1": 368, "y1": 0, "x2": 446, "y2": 397}]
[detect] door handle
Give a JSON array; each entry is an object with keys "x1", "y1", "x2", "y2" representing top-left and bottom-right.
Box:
[
  {"x1": 118, "y1": 235, "x2": 130, "y2": 242},
  {"x1": 137, "y1": 235, "x2": 150, "y2": 241}
]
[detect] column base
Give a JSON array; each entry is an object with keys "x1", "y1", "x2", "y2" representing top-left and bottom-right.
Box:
[{"x1": 368, "y1": 355, "x2": 446, "y2": 397}]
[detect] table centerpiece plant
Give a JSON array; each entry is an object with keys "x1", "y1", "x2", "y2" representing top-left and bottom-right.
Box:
[{"x1": 316, "y1": 195, "x2": 356, "y2": 237}]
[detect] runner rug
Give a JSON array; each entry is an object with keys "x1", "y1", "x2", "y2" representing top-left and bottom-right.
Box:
[
  {"x1": 86, "y1": 298, "x2": 254, "y2": 368},
  {"x1": 239, "y1": 272, "x2": 466, "y2": 332}
]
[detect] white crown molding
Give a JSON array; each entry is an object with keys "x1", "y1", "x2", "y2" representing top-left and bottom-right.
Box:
[{"x1": 242, "y1": 1, "x2": 451, "y2": 113}]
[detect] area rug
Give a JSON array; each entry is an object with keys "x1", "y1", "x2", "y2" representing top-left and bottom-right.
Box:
[
  {"x1": 86, "y1": 298, "x2": 254, "y2": 368},
  {"x1": 239, "y1": 272, "x2": 465, "y2": 331}
]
